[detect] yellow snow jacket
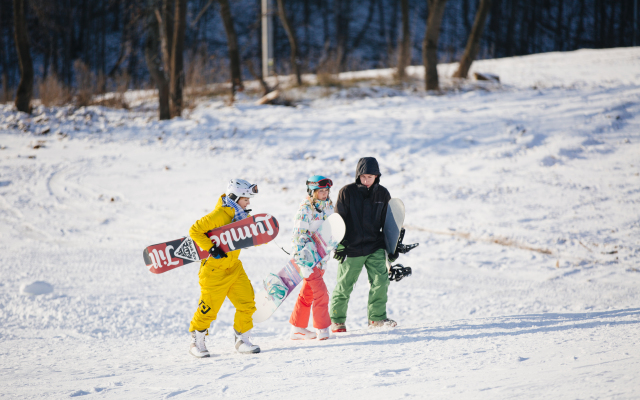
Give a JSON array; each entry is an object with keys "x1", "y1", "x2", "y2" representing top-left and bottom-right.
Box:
[{"x1": 189, "y1": 194, "x2": 243, "y2": 271}]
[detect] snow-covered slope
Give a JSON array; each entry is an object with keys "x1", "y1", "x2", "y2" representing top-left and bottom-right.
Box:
[{"x1": 1, "y1": 48, "x2": 639, "y2": 399}]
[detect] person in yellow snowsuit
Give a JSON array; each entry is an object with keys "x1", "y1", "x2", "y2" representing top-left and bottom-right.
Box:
[{"x1": 188, "y1": 179, "x2": 261, "y2": 358}]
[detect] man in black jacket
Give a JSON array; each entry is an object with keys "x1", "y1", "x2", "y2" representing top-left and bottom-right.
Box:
[{"x1": 329, "y1": 157, "x2": 397, "y2": 332}]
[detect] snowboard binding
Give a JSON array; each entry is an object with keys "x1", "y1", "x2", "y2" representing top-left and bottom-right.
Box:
[
  {"x1": 395, "y1": 228, "x2": 418, "y2": 254},
  {"x1": 388, "y1": 264, "x2": 412, "y2": 282},
  {"x1": 264, "y1": 273, "x2": 288, "y2": 307}
]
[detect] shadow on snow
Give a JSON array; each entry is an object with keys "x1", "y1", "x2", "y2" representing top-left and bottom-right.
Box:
[{"x1": 265, "y1": 308, "x2": 640, "y2": 353}]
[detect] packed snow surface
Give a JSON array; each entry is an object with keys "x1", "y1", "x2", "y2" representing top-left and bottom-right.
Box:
[{"x1": 1, "y1": 48, "x2": 639, "y2": 398}]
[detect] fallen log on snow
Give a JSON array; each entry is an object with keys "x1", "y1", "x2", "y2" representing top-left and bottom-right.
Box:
[{"x1": 473, "y1": 72, "x2": 500, "y2": 83}]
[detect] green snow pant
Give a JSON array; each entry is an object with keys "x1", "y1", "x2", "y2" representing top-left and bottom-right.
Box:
[{"x1": 330, "y1": 248, "x2": 389, "y2": 323}]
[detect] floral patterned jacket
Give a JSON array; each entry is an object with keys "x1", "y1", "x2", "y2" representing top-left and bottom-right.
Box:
[{"x1": 291, "y1": 196, "x2": 334, "y2": 270}]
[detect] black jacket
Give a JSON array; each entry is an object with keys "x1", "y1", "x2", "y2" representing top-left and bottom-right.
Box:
[{"x1": 336, "y1": 157, "x2": 391, "y2": 257}]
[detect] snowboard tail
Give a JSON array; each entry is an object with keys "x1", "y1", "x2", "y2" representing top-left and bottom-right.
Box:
[
  {"x1": 144, "y1": 237, "x2": 202, "y2": 274},
  {"x1": 384, "y1": 199, "x2": 406, "y2": 254},
  {"x1": 383, "y1": 198, "x2": 418, "y2": 283}
]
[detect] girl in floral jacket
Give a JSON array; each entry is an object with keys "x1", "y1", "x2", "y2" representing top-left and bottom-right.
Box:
[{"x1": 289, "y1": 175, "x2": 334, "y2": 341}]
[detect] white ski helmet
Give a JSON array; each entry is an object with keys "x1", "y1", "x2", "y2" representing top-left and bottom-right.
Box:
[{"x1": 226, "y1": 179, "x2": 258, "y2": 201}]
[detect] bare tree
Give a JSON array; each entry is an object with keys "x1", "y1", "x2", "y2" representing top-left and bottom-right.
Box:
[
  {"x1": 350, "y1": 0, "x2": 375, "y2": 55},
  {"x1": 218, "y1": 0, "x2": 243, "y2": 96},
  {"x1": 422, "y1": 0, "x2": 448, "y2": 91},
  {"x1": 13, "y1": 0, "x2": 33, "y2": 112},
  {"x1": 158, "y1": 0, "x2": 174, "y2": 78},
  {"x1": 144, "y1": 2, "x2": 170, "y2": 120},
  {"x1": 276, "y1": 0, "x2": 301, "y2": 86},
  {"x1": 397, "y1": 0, "x2": 410, "y2": 80},
  {"x1": 169, "y1": 0, "x2": 186, "y2": 117},
  {"x1": 334, "y1": 0, "x2": 351, "y2": 71},
  {"x1": 555, "y1": 0, "x2": 564, "y2": 51},
  {"x1": 1, "y1": 2, "x2": 11, "y2": 103},
  {"x1": 453, "y1": 0, "x2": 492, "y2": 79}
]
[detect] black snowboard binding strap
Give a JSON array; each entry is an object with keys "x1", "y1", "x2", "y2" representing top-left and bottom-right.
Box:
[
  {"x1": 396, "y1": 228, "x2": 419, "y2": 254},
  {"x1": 388, "y1": 264, "x2": 412, "y2": 282}
]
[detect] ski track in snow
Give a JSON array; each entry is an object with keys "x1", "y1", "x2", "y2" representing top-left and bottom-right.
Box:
[{"x1": 1, "y1": 48, "x2": 639, "y2": 398}]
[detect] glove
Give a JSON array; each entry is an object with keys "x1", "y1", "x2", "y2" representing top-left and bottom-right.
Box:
[
  {"x1": 208, "y1": 244, "x2": 227, "y2": 259},
  {"x1": 333, "y1": 244, "x2": 347, "y2": 263},
  {"x1": 388, "y1": 251, "x2": 399, "y2": 263},
  {"x1": 295, "y1": 243, "x2": 319, "y2": 278}
]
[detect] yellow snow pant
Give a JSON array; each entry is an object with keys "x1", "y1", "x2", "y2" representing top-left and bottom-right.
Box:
[{"x1": 189, "y1": 258, "x2": 256, "y2": 334}]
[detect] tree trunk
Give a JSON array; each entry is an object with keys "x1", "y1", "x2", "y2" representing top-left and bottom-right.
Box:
[
  {"x1": 596, "y1": 0, "x2": 605, "y2": 48},
  {"x1": 335, "y1": 0, "x2": 345, "y2": 71},
  {"x1": 162, "y1": 0, "x2": 174, "y2": 63},
  {"x1": 78, "y1": 0, "x2": 89, "y2": 63},
  {"x1": 422, "y1": 0, "x2": 448, "y2": 91},
  {"x1": 13, "y1": 0, "x2": 33, "y2": 113},
  {"x1": 303, "y1": 0, "x2": 310, "y2": 60},
  {"x1": 605, "y1": 2, "x2": 614, "y2": 48},
  {"x1": 320, "y1": 0, "x2": 330, "y2": 53},
  {"x1": 618, "y1": 0, "x2": 627, "y2": 47},
  {"x1": 218, "y1": 0, "x2": 243, "y2": 96},
  {"x1": 276, "y1": 0, "x2": 301, "y2": 86},
  {"x1": 397, "y1": 0, "x2": 410, "y2": 80},
  {"x1": 351, "y1": 0, "x2": 375, "y2": 55},
  {"x1": 505, "y1": 0, "x2": 517, "y2": 56},
  {"x1": 0, "y1": 3, "x2": 10, "y2": 103},
  {"x1": 529, "y1": 1, "x2": 540, "y2": 54},
  {"x1": 145, "y1": 2, "x2": 170, "y2": 120},
  {"x1": 2, "y1": 74, "x2": 9, "y2": 104},
  {"x1": 101, "y1": 0, "x2": 107, "y2": 78},
  {"x1": 462, "y1": 0, "x2": 471, "y2": 37},
  {"x1": 128, "y1": 20, "x2": 140, "y2": 87},
  {"x1": 574, "y1": 0, "x2": 585, "y2": 48},
  {"x1": 453, "y1": 0, "x2": 492, "y2": 79},
  {"x1": 334, "y1": 0, "x2": 351, "y2": 71},
  {"x1": 555, "y1": 0, "x2": 564, "y2": 51},
  {"x1": 516, "y1": 2, "x2": 528, "y2": 55},
  {"x1": 388, "y1": 0, "x2": 397, "y2": 51},
  {"x1": 109, "y1": 3, "x2": 132, "y2": 78},
  {"x1": 169, "y1": 0, "x2": 186, "y2": 117}
]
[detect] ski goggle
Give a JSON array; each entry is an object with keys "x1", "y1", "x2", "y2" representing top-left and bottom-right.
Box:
[
  {"x1": 307, "y1": 178, "x2": 333, "y2": 188},
  {"x1": 249, "y1": 184, "x2": 259, "y2": 194}
]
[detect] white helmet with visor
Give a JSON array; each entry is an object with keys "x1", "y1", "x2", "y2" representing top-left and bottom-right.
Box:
[{"x1": 226, "y1": 179, "x2": 258, "y2": 201}]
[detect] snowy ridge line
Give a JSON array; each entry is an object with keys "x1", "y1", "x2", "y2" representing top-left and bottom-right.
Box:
[{"x1": 404, "y1": 225, "x2": 620, "y2": 266}]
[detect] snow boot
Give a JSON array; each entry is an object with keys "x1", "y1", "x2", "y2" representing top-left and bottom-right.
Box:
[
  {"x1": 368, "y1": 319, "x2": 397, "y2": 328},
  {"x1": 290, "y1": 326, "x2": 317, "y2": 340},
  {"x1": 330, "y1": 322, "x2": 347, "y2": 333},
  {"x1": 317, "y1": 328, "x2": 330, "y2": 340},
  {"x1": 234, "y1": 329, "x2": 260, "y2": 354},
  {"x1": 189, "y1": 329, "x2": 210, "y2": 358}
]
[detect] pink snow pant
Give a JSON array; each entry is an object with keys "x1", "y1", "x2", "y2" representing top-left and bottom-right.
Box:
[{"x1": 289, "y1": 268, "x2": 331, "y2": 329}]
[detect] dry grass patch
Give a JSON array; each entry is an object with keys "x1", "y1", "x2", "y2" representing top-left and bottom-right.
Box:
[
  {"x1": 92, "y1": 71, "x2": 129, "y2": 109},
  {"x1": 74, "y1": 60, "x2": 95, "y2": 107},
  {"x1": 38, "y1": 73, "x2": 72, "y2": 107}
]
